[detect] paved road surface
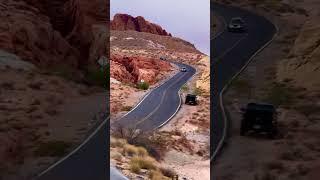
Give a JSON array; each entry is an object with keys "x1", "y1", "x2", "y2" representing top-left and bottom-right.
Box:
[
  {"x1": 110, "y1": 61, "x2": 196, "y2": 179},
  {"x1": 36, "y1": 117, "x2": 109, "y2": 180},
  {"x1": 211, "y1": 2, "x2": 276, "y2": 161},
  {"x1": 114, "y1": 62, "x2": 196, "y2": 131}
]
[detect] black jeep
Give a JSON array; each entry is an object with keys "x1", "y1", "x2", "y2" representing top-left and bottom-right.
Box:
[
  {"x1": 185, "y1": 94, "x2": 197, "y2": 105},
  {"x1": 240, "y1": 103, "x2": 278, "y2": 138}
]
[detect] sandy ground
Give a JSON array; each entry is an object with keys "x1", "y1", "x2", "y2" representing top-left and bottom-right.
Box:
[
  {"x1": 212, "y1": 1, "x2": 320, "y2": 180},
  {"x1": 0, "y1": 58, "x2": 107, "y2": 179}
]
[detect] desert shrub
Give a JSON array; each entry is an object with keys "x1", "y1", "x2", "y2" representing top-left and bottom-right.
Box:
[
  {"x1": 121, "y1": 106, "x2": 132, "y2": 111},
  {"x1": 137, "y1": 81, "x2": 149, "y2": 90},
  {"x1": 111, "y1": 152, "x2": 123, "y2": 161},
  {"x1": 123, "y1": 144, "x2": 138, "y2": 156},
  {"x1": 111, "y1": 126, "x2": 168, "y2": 160},
  {"x1": 129, "y1": 162, "x2": 141, "y2": 174},
  {"x1": 111, "y1": 126, "x2": 142, "y2": 144},
  {"x1": 130, "y1": 156, "x2": 156, "y2": 171},
  {"x1": 193, "y1": 87, "x2": 204, "y2": 96},
  {"x1": 110, "y1": 138, "x2": 127, "y2": 148},
  {"x1": 34, "y1": 140, "x2": 71, "y2": 157},
  {"x1": 137, "y1": 146, "x2": 148, "y2": 157},
  {"x1": 181, "y1": 84, "x2": 189, "y2": 92}
]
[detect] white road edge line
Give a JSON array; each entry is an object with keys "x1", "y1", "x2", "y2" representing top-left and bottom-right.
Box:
[
  {"x1": 115, "y1": 62, "x2": 181, "y2": 121},
  {"x1": 36, "y1": 115, "x2": 110, "y2": 178},
  {"x1": 211, "y1": 16, "x2": 279, "y2": 162},
  {"x1": 155, "y1": 66, "x2": 197, "y2": 130}
]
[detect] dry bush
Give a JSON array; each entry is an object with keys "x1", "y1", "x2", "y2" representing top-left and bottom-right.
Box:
[
  {"x1": 129, "y1": 156, "x2": 156, "y2": 173},
  {"x1": 123, "y1": 144, "x2": 138, "y2": 156},
  {"x1": 129, "y1": 161, "x2": 141, "y2": 174},
  {"x1": 111, "y1": 126, "x2": 168, "y2": 160},
  {"x1": 110, "y1": 138, "x2": 127, "y2": 148}
]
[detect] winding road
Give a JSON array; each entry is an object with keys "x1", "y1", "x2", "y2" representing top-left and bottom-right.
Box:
[
  {"x1": 211, "y1": 2, "x2": 276, "y2": 162},
  {"x1": 110, "y1": 62, "x2": 196, "y2": 179},
  {"x1": 114, "y1": 62, "x2": 196, "y2": 131}
]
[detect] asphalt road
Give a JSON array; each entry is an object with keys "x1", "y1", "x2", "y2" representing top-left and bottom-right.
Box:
[
  {"x1": 114, "y1": 62, "x2": 196, "y2": 131},
  {"x1": 211, "y1": 2, "x2": 276, "y2": 162},
  {"x1": 36, "y1": 107, "x2": 109, "y2": 180},
  {"x1": 110, "y1": 62, "x2": 195, "y2": 179}
]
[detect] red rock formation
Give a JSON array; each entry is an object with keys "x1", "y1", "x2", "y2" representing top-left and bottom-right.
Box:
[
  {"x1": 110, "y1": 54, "x2": 172, "y2": 84},
  {"x1": 111, "y1": 14, "x2": 172, "y2": 36},
  {"x1": 0, "y1": 0, "x2": 108, "y2": 70}
]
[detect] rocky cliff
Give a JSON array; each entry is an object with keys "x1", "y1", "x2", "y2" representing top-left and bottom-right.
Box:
[
  {"x1": 0, "y1": 0, "x2": 108, "y2": 70},
  {"x1": 111, "y1": 14, "x2": 172, "y2": 36},
  {"x1": 110, "y1": 54, "x2": 172, "y2": 84},
  {"x1": 277, "y1": 15, "x2": 320, "y2": 91}
]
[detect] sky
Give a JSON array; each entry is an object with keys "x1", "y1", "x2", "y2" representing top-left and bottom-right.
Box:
[{"x1": 110, "y1": 0, "x2": 210, "y2": 55}]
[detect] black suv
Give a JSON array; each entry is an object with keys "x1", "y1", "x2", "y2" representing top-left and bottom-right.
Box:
[
  {"x1": 185, "y1": 94, "x2": 197, "y2": 105},
  {"x1": 240, "y1": 103, "x2": 278, "y2": 138}
]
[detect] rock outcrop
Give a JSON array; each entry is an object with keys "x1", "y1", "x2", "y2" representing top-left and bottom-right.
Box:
[
  {"x1": 277, "y1": 16, "x2": 320, "y2": 91},
  {"x1": 0, "y1": 0, "x2": 108, "y2": 70},
  {"x1": 110, "y1": 54, "x2": 172, "y2": 84},
  {"x1": 111, "y1": 14, "x2": 172, "y2": 36}
]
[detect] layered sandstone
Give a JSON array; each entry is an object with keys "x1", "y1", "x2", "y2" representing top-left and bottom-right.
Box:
[
  {"x1": 0, "y1": 0, "x2": 108, "y2": 70},
  {"x1": 110, "y1": 54, "x2": 172, "y2": 84},
  {"x1": 111, "y1": 14, "x2": 172, "y2": 36}
]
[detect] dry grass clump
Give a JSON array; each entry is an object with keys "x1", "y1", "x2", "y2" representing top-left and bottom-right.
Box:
[
  {"x1": 110, "y1": 138, "x2": 127, "y2": 148},
  {"x1": 111, "y1": 135, "x2": 175, "y2": 178},
  {"x1": 137, "y1": 146, "x2": 148, "y2": 157},
  {"x1": 123, "y1": 144, "x2": 138, "y2": 156},
  {"x1": 131, "y1": 156, "x2": 156, "y2": 170}
]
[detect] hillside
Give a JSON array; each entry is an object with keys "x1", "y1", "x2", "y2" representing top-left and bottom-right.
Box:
[
  {"x1": 0, "y1": 0, "x2": 108, "y2": 179},
  {"x1": 277, "y1": 16, "x2": 320, "y2": 91}
]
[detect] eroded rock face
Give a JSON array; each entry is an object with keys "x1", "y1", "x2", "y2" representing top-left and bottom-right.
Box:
[
  {"x1": 110, "y1": 54, "x2": 172, "y2": 84},
  {"x1": 277, "y1": 16, "x2": 320, "y2": 91},
  {"x1": 0, "y1": 0, "x2": 108, "y2": 70},
  {"x1": 111, "y1": 14, "x2": 172, "y2": 36}
]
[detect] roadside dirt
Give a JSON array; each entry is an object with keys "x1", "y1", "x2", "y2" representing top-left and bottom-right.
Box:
[
  {"x1": 0, "y1": 66, "x2": 106, "y2": 179},
  {"x1": 110, "y1": 62, "x2": 179, "y2": 122},
  {"x1": 159, "y1": 56, "x2": 210, "y2": 180},
  {"x1": 212, "y1": 0, "x2": 320, "y2": 180}
]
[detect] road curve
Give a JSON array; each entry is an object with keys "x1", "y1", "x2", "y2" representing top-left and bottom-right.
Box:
[
  {"x1": 114, "y1": 61, "x2": 196, "y2": 131},
  {"x1": 35, "y1": 116, "x2": 109, "y2": 180},
  {"x1": 110, "y1": 61, "x2": 195, "y2": 179},
  {"x1": 211, "y1": 2, "x2": 276, "y2": 162}
]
